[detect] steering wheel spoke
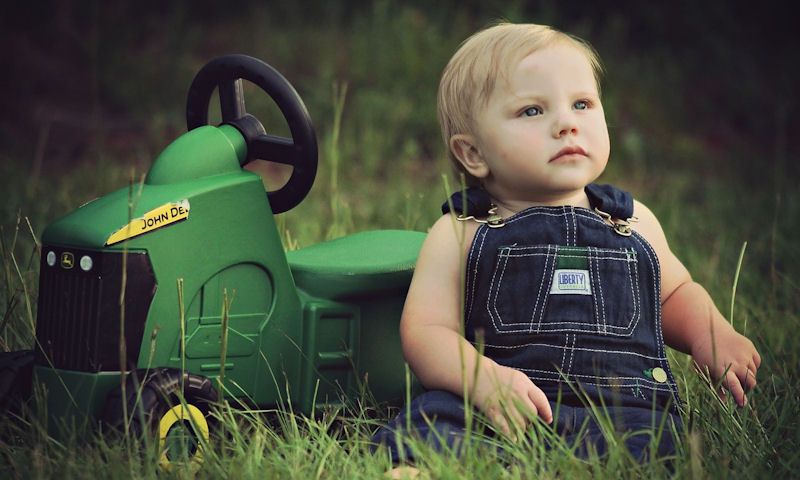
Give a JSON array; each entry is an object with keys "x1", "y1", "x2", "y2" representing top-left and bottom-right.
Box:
[
  {"x1": 219, "y1": 79, "x2": 246, "y2": 123},
  {"x1": 249, "y1": 134, "x2": 297, "y2": 165}
]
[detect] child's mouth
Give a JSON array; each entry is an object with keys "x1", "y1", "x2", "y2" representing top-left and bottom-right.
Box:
[{"x1": 550, "y1": 146, "x2": 587, "y2": 162}]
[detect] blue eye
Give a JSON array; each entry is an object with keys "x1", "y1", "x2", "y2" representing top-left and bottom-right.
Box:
[
  {"x1": 574, "y1": 100, "x2": 589, "y2": 110},
  {"x1": 522, "y1": 106, "x2": 542, "y2": 117}
]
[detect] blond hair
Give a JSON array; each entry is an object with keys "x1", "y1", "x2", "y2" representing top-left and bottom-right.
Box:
[{"x1": 437, "y1": 22, "x2": 603, "y2": 185}]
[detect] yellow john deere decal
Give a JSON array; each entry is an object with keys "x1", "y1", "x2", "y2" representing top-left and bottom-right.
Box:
[
  {"x1": 60, "y1": 252, "x2": 75, "y2": 269},
  {"x1": 106, "y1": 200, "x2": 190, "y2": 246}
]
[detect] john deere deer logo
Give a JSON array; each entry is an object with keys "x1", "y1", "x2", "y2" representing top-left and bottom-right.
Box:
[{"x1": 60, "y1": 252, "x2": 75, "y2": 269}]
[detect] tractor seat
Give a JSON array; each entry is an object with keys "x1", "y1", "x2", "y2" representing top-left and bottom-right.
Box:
[{"x1": 286, "y1": 229, "x2": 426, "y2": 299}]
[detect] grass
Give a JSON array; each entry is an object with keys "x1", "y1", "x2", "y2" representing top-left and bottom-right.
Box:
[
  {"x1": 2, "y1": 2, "x2": 800, "y2": 478},
  {"x1": 2, "y1": 120, "x2": 798, "y2": 480}
]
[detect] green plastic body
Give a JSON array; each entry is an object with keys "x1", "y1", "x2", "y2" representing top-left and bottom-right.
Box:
[{"x1": 36, "y1": 124, "x2": 424, "y2": 428}]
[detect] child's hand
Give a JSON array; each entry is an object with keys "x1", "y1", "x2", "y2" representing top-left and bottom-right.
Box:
[
  {"x1": 690, "y1": 324, "x2": 761, "y2": 407},
  {"x1": 472, "y1": 362, "x2": 553, "y2": 437}
]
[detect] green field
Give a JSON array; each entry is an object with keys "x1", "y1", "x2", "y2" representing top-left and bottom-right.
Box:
[{"x1": 2, "y1": 2, "x2": 798, "y2": 478}]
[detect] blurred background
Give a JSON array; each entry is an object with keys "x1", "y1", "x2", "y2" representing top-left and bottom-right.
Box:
[
  {"x1": 1, "y1": 0, "x2": 798, "y2": 337},
  {"x1": 2, "y1": 0, "x2": 797, "y2": 215}
]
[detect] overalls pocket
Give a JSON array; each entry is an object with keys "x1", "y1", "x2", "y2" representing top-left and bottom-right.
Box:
[{"x1": 487, "y1": 245, "x2": 640, "y2": 336}]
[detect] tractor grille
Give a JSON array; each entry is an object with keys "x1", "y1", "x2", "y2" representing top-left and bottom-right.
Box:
[{"x1": 35, "y1": 246, "x2": 156, "y2": 372}]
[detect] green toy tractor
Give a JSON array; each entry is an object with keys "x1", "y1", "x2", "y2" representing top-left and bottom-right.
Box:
[{"x1": 1, "y1": 55, "x2": 425, "y2": 467}]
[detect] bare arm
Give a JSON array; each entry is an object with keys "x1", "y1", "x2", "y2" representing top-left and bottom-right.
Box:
[
  {"x1": 633, "y1": 200, "x2": 761, "y2": 406},
  {"x1": 400, "y1": 215, "x2": 552, "y2": 431}
]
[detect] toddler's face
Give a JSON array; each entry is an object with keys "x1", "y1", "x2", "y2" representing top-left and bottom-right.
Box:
[{"x1": 469, "y1": 44, "x2": 610, "y2": 202}]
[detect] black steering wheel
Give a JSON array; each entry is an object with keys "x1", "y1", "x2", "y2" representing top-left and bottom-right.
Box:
[{"x1": 186, "y1": 54, "x2": 318, "y2": 214}]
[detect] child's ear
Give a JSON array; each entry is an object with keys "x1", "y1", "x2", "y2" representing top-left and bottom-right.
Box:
[{"x1": 450, "y1": 134, "x2": 490, "y2": 179}]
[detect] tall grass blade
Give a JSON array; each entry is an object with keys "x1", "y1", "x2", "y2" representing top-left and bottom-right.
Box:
[
  {"x1": 178, "y1": 278, "x2": 186, "y2": 395},
  {"x1": 730, "y1": 241, "x2": 747, "y2": 330},
  {"x1": 326, "y1": 82, "x2": 348, "y2": 240},
  {"x1": 219, "y1": 287, "x2": 231, "y2": 399}
]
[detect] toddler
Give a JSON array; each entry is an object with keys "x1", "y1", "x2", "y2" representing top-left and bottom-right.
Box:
[{"x1": 373, "y1": 22, "x2": 761, "y2": 467}]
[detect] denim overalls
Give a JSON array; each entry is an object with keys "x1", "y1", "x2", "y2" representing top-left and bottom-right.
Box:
[{"x1": 373, "y1": 184, "x2": 682, "y2": 462}]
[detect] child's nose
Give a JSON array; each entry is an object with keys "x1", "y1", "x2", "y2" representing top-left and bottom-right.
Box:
[{"x1": 552, "y1": 112, "x2": 579, "y2": 137}]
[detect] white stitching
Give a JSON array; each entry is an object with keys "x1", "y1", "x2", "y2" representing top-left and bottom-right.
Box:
[
  {"x1": 472, "y1": 213, "x2": 652, "y2": 344},
  {"x1": 501, "y1": 245, "x2": 634, "y2": 255},
  {"x1": 632, "y1": 234, "x2": 662, "y2": 357},
  {"x1": 486, "y1": 244, "x2": 509, "y2": 327},
  {"x1": 569, "y1": 207, "x2": 578, "y2": 246},
  {"x1": 627, "y1": 249, "x2": 641, "y2": 336},
  {"x1": 533, "y1": 245, "x2": 554, "y2": 332},
  {"x1": 518, "y1": 369, "x2": 672, "y2": 385},
  {"x1": 570, "y1": 206, "x2": 576, "y2": 246},
  {"x1": 497, "y1": 244, "x2": 637, "y2": 333},
  {"x1": 465, "y1": 225, "x2": 487, "y2": 327},
  {"x1": 487, "y1": 243, "x2": 559, "y2": 332},
  {"x1": 631, "y1": 232, "x2": 682, "y2": 402},
  {"x1": 499, "y1": 253, "x2": 634, "y2": 261},
  {"x1": 522, "y1": 327, "x2": 636, "y2": 335},
  {"x1": 522, "y1": 375, "x2": 674, "y2": 391},
  {"x1": 530, "y1": 248, "x2": 642, "y2": 333},
  {"x1": 492, "y1": 243, "x2": 641, "y2": 333},
  {"x1": 494, "y1": 248, "x2": 514, "y2": 324},
  {"x1": 503, "y1": 207, "x2": 607, "y2": 227},
  {"x1": 567, "y1": 207, "x2": 578, "y2": 245},
  {"x1": 481, "y1": 341, "x2": 667, "y2": 361},
  {"x1": 566, "y1": 333, "x2": 576, "y2": 374},
  {"x1": 594, "y1": 247, "x2": 608, "y2": 334},
  {"x1": 589, "y1": 248, "x2": 603, "y2": 333}
]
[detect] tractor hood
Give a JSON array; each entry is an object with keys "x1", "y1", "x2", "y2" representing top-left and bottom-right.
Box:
[
  {"x1": 42, "y1": 172, "x2": 256, "y2": 249},
  {"x1": 42, "y1": 125, "x2": 249, "y2": 249}
]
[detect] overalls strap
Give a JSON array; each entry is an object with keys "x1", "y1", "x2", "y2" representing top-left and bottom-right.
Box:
[
  {"x1": 585, "y1": 183, "x2": 634, "y2": 220},
  {"x1": 440, "y1": 187, "x2": 493, "y2": 216}
]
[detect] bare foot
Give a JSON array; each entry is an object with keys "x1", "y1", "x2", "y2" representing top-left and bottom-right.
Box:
[{"x1": 385, "y1": 465, "x2": 421, "y2": 479}]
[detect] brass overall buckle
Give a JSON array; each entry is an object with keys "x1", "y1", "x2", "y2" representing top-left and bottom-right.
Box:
[
  {"x1": 456, "y1": 205, "x2": 505, "y2": 228},
  {"x1": 594, "y1": 207, "x2": 638, "y2": 237}
]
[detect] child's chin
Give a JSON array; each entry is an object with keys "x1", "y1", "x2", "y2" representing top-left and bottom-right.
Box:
[{"x1": 544, "y1": 176, "x2": 595, "y2": 192}]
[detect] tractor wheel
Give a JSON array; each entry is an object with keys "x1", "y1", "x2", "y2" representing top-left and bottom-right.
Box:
[
  {"x1": 102, "y1": 368, "x2": 218, "y2": 472},
  {"x1": 0, "y1": 350, "x2": 33, "y2": 412}
]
